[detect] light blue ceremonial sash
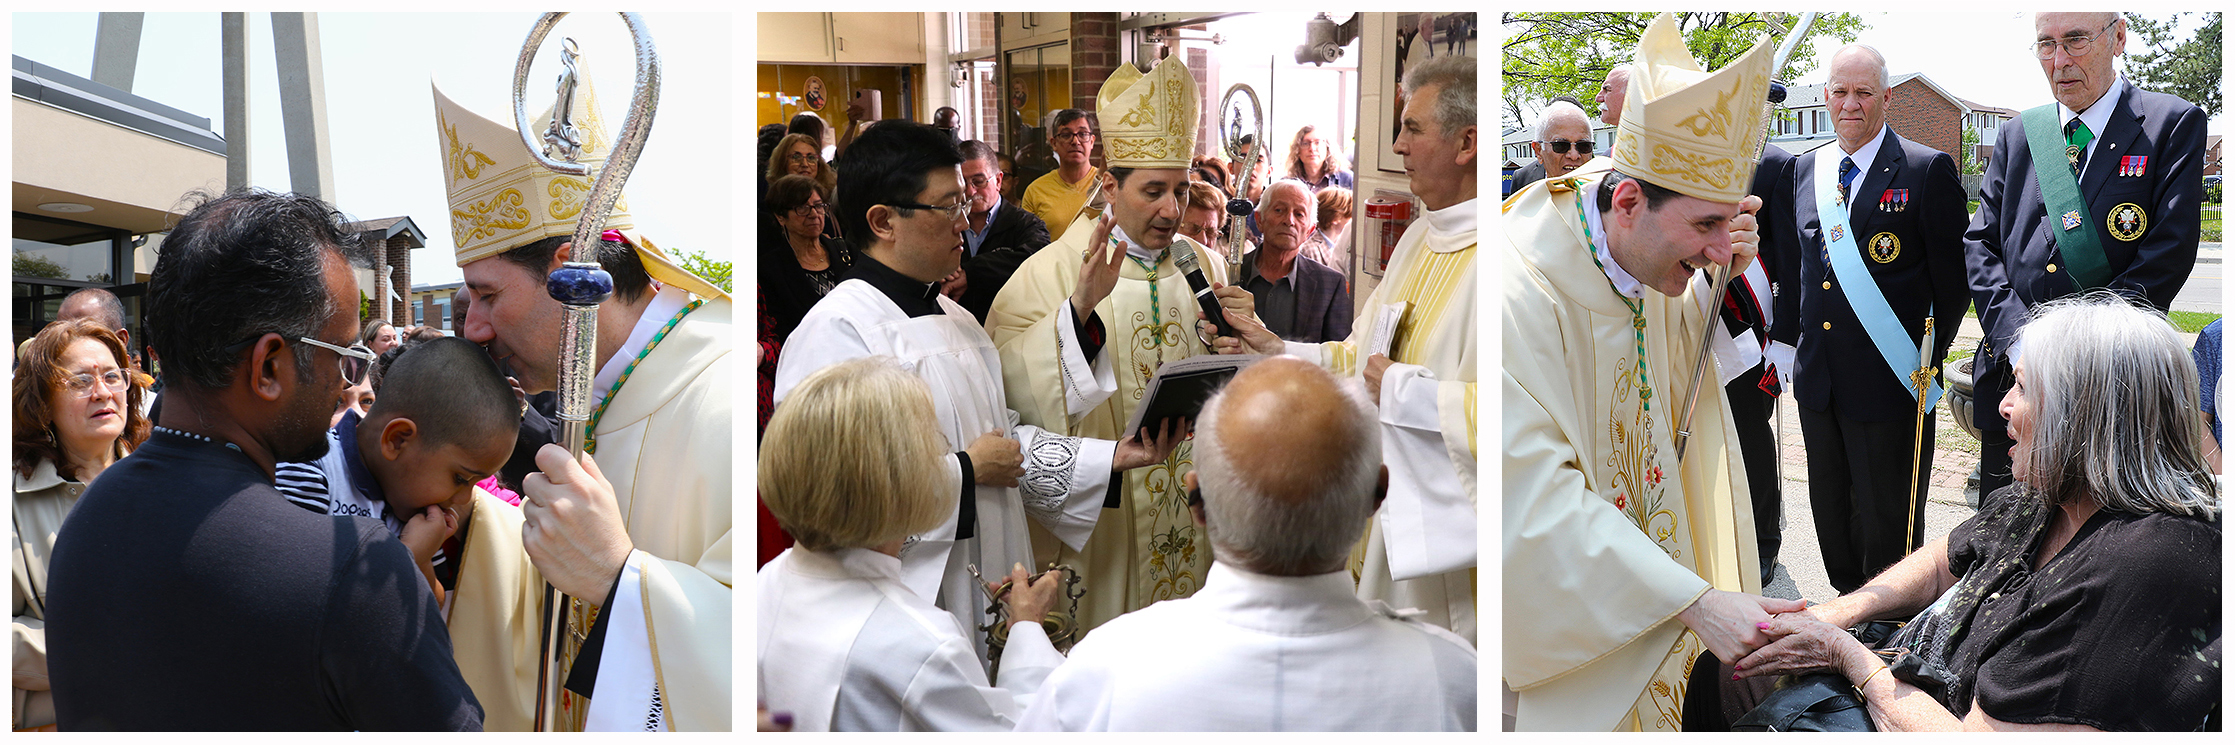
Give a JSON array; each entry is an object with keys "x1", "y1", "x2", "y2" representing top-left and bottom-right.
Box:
[{"x1": 1814, "y1": 153, "x2": 1942, "y2": 410}]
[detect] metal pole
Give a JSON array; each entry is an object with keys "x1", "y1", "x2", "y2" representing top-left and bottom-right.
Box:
[{"x1": 1675, "y1": 12, "x2": 1816, "y2": 461}]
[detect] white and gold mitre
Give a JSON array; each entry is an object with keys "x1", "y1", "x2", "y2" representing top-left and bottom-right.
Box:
[
  {"x1": 1611, "y1": 12, "x2": 1774, "y2": 203},
  {"x1": 433, "y1": 68, "x2": 631, "y2": 265},
  {"x1": 1095, "y1": 54, "x2": 1199, "y2": 169}
]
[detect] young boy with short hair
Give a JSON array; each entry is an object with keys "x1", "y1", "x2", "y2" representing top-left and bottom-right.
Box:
[{"x1": 303, "y1": 336, "x2": 520, "y2": 604}]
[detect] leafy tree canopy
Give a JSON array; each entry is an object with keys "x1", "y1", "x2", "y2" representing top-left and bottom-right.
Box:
[
  {"x1": 2125, "y1": 12, "x2": 2220, "y2": 117},
  {"x1": 1501, "y1": 13, "x2": 1867, "y2": 132}
]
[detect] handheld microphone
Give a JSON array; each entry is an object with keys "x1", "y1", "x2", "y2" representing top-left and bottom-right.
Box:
[{"x1": 1170, "y1": 237, "x2": 1228, "y2": 340}]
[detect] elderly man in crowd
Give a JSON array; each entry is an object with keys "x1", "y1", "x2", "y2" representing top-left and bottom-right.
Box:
[
  {"x1": 1502, "y1": 14, "x2": 1804, "y2": 730},
  {"x1": 1595, "y1": 64, "x2": 1632, "y2": 126},
  {"x1": 1017, "y1": 358, "x2": 1477, "y2": 731},
  {"x1": 43, "y1": 189, "x2": 482, "y2": 730},
  {"x1": 1792, "y1": 44, "x2": 1970, "y2": 593},
  {"x1": 1236, "y1": 179, "x2": 1352, "y2": 343},
  {"x1": 953, "y1": 138, "x2": 1054, "y2": 322},
  {"x1": 1513, "y1": 99, "x2": 1596, "y2": 191},
  {"x1": 1966, "y1": 11, "x2": 2206, "y2": 500},
  {"x1": 53, "y1": 288, "x2": 133, "y2": 367}
]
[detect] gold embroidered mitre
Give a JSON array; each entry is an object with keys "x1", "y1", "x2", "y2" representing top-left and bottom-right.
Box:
[
  {"x1": 432, "y1": 63, "x2": 632, "y2": 267},
  {"x1": 1611, "y1": 12, "x2": 1774, "y2": 204},
  {"x1": 1095, "y1": 55, "x2": 1199, "y2": 169}
]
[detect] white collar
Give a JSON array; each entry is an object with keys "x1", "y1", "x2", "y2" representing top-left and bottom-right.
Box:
[
  {"x1": 1837, "y1": 124, "x2": 1890, "y2": 176},
  {"x1": 2058, "y1": 75, "x2": 2127, "y2": 142},
  {"x1": 1423, "y1": 197, "x2": 1479, "y2": 253},
  {"x1": 780, "y1": 546, "x2": 906, "y2": 582},
  {"x1": 1190, "y1": 562, "x2": 1376, "y2": 635},
  {"x1": 1582, "y1": 194, "x2": 1646, "y2": 299},
  {"x1": 591, "y1": 285, "x2": 691, "y2": 405},
  {"x1": 1111, "y1": 224, "x2": 1164, "y2": 264}
]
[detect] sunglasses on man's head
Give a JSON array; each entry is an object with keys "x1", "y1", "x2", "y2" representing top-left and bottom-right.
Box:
[{"x1": 1544, "y1": 139, "x2": 1594, "y2": 155}]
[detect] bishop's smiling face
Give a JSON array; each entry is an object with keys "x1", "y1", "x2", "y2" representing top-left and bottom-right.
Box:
[{"x1": 1605, "y1": 180, "x2": 1741, "y2": 297}]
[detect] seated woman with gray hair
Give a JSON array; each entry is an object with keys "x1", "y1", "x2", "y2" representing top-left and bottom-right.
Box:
[
  {"x1": 756, "y1": 356, "x2": 1066, "y2": 731},
  {"x1": 1720, "y1": 293, "x2": 2219, "y2": 731}
]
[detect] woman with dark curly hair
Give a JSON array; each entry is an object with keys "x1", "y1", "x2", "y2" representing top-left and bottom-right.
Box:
[{"x1": 12, "y1": 317, "x2": 151, "y2": 731}]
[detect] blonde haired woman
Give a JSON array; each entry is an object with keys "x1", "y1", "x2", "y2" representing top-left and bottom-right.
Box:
[{"x1": 757, "y1": 357, "x2": 1064, "y2": 731}]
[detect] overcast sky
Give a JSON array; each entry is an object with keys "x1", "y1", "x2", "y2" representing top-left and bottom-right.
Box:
[{"x1": 12, "y1": 12, "x2": 735, "y2": 288}]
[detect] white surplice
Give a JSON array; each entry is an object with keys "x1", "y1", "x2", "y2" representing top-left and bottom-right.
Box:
[
  {"x1": 772, "y1": 280, "x2": 1115, "y2": 663},
  {"x1": 757, "y1": 547, "x2": 1065, "y2": 731},
  {"x1": 1284, "y1": 198, "x2": 1478, "y2": 643},
  {"x1": 1013, "y1": 562, "x2": 1477, "y2": 731},
  {"x1": 1501, "y1": 168, "x2": 1759, "y2": 731}
]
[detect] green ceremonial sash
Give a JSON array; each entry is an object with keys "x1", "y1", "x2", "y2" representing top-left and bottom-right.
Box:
[{"x1": 2020, "y1": 104, "x2": 2112, "y2": 289}]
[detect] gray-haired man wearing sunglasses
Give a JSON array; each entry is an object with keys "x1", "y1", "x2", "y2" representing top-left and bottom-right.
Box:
[{"x1": 1514, "y1": 99, "x2": 1597, "y2": 191}]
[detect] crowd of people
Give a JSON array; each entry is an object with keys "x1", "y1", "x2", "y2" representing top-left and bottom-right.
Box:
[
  {"x1": 1503, "y1": 11, "x2": 2218, "y2": 731},
  {"x1": 13, "y1": 54, "x2": 733, "y2": 731},
  {"x1": 756, "y1": 52, "x2": 1478, "y2": 731}
]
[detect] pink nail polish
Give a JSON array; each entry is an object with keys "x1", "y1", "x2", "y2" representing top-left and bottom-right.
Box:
[
  {"x1": 1757, "y1": 622, "x2": 1771, "y2": 630},
  {"x1": 1731, "y1": 673, "x2": 1741, "y2": 680}
]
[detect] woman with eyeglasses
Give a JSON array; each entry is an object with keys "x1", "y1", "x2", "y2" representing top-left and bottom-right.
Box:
[
  {"x1": 11, "y1": 318, "x2": 151, "y2": 731},
  {"x1": 762, "y1": 174, "x2": 857, "y2": 344}
]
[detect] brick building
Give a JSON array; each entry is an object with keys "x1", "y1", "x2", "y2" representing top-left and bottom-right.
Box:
[
  {"x1": 345, "y1": 216, "x2": 426, "y2": 324},
  {"x1": 1775, "y1": 72, "x2": 1978, "y2": 159}
]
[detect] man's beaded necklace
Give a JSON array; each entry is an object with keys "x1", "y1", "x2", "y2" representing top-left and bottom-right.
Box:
[{"x1": 1575, "y1": 190, "x2": 1654, "y2": 410}]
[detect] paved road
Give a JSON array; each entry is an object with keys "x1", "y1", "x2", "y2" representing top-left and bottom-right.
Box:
[{"x1": 2171, "y1": 241, "x2": 2221, "y2": 314}]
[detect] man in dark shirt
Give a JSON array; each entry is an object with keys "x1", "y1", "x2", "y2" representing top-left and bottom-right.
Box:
[
  {"x1": 43, "y1": 189, "x2": 483, "y2": 731},
  {"x1": 953, "y1": 139, "x2": 1053, "y2": 322},
  {"x1": 1237, "y1": 179, "x2": 1352, "y2": 343}
]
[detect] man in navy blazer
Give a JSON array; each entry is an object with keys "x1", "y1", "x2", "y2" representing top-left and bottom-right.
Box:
[
  {"x1": 1967, "y1": 13, "x2": 2205, "y2": 500},
  {"x1": 1792, "y1": 45, "x2": 1970, "y2": 593},
  {"x1": 1238, "y1": 179, "x2": 1353, "y2": 344},
  {"x1": 954, "y1": 140, "x2": 1055, "y2": 322}
]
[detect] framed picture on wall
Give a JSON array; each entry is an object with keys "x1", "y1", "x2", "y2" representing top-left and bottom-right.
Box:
[{"x1": 1378, "y1": 12, "x2": 1476, "y2": 174}]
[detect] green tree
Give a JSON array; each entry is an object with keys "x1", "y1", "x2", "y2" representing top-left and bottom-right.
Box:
[
  {"x1": 674, "y1": 248, "x2": 733, "y2": 295},
  {"x1": 12, "y1": 249, "x2": 68, "y2": 279},
  {"x1": 1501, "y1": 13, "x2": 1867, "y2": 131},
  {"x1": 1958, "y1": 125, "x2": 1983, "y2": 175},
  {"x1": 2125, "y1": 13, "x2": 2220, "y2": 117}
]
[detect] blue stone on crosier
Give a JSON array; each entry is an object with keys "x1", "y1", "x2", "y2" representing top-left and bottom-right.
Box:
[{"x1": 548, "y1": 262, "x2": 614, "y2": 306}]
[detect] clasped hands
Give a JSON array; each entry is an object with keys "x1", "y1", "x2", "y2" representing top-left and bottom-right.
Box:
[{"x1": 1681, "y1": 589, "x2": 1879, "y2": 682}]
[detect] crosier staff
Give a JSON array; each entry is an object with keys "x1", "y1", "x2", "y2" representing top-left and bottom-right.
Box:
[
  {"x1": 509, "y1": 12, "x2": 660, "y2": 732},
  {"x1": 1675, "y1": 12, "x2": 1815, "y2": 461}
]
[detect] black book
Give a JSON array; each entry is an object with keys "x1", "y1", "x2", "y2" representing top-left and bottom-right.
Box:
[{"x1": 1124, "y1": 354, "x2": 1264, "y2": 438}]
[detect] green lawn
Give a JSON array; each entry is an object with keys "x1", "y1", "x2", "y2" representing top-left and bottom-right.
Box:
[
  {"x1": 2203, "y1": 206, "x2": 2222, "y2": 242},
  {"x1": 2169, "y1": 310, "x2": 2219, "y2": 334}
]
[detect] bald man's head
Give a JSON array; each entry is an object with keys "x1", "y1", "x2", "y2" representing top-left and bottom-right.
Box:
[
  {"x1": 1597, "y1": 65, "x2": 1633, "y2": 126},
  {"x1": 57, "y1": 288, "x2": 126, "y2": 333},
  {"x1": 1192, "y1": 356, "x2": 1382, "y2": 576}
]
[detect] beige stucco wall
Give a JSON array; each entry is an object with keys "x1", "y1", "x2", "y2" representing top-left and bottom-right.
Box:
[{"x1": 13, "y1": 96, "x2": 226, "y2": 235}]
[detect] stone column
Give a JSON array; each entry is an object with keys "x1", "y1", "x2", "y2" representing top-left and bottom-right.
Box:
[{"x1": 271, "y1": 12, "x2": 336, "y2": 202}]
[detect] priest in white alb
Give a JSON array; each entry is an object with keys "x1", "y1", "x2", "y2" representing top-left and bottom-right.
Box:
[
  {"x1": 772, "y1": 120, "x2": 1175, "y2": 664},
  {"x1": 433, "y1": 61, "x2": 733, "y2": 731},
  {"x1": 1221, "y1": 54, "x2": 1480, "y2": 644},
  {"x1": 1499, "y1": 14, "x2": 1804, "y2": 731},
  {"x1": 986, "y1": 55, "x2": 1248, "y2": 633}
]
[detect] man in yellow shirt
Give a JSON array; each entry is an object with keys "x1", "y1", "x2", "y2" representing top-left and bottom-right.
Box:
[{"x1": 1019, "y1": 109, "x2": 1103, "y2": 241}]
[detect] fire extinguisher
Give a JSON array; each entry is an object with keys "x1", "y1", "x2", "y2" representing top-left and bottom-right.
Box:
[{"x1": 1363, "y1": 192, "x2": 1415, "y2": 273}]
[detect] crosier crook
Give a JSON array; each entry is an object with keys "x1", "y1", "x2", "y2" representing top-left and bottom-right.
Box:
[{"x1": 510, "y1": 12, "x2": 659, "y2": 731}]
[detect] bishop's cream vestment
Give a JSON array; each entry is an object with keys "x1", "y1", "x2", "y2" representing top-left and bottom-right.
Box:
[
  {"x1": 757, "y1": 547, "x2": 1064, "y2": 731},
  {"x1": 1284, "y1": 198, "x2": 1478, "y2": 644},
  {"x1": 771, "y1": 277, "x2": 1116, "y2": 664},
  {"x1": 986, "y1": 220, "x2": 1231, "y2": 634},
  {"x1": 569, "y1": 288, "x2": 735, "y2": 731},
  {"x1": 1501, "y1": 173, "x2": 1759, "y2": 731}
]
